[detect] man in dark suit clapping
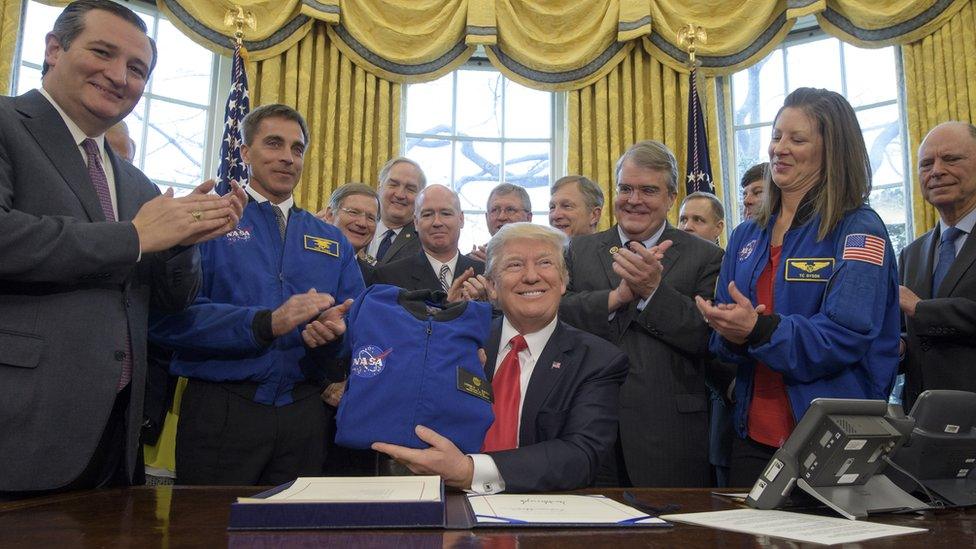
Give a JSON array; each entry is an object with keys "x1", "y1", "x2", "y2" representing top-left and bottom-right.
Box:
[
  {"x1": 560, "y1": 141, "x2": 723, "y2": 488},
  {"x1": 0, "y1": 0, "x2": 244, "y2": 494}
]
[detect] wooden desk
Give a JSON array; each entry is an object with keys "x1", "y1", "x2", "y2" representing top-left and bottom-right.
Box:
[{"x1": 0, "y1": 486, "x2": 969, "y2": 547}]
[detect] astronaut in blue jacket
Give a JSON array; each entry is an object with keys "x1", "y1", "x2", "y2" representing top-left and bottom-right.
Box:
[
  {"x1": 151, "y1": 105, "x2": 365, "y2": 485},
  {"x1": 697, "y1": 88, "x2": 899, "y2": 487}
]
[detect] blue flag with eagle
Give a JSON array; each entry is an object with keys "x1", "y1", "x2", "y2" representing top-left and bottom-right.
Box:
[
  {"x1": 215, "y1": 44, "x2": 250, "y2": 195},
  {"x1": 685, "y1": 67, "x2": 714, "y2": 195}
]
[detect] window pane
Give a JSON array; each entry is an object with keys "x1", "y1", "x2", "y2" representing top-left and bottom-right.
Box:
[
  {"x1": 406, "y1": 73, "x2": 453, "y2": 135},
  {"x1": 455, "y1": 70, "x2": 503, "y2": 138},
  {"x1": 505, "y1": 80, "x2": 551, "y2": 138},
  {"x1": 786, "y1": 39, "x2": 841, "y2": 92},
  {"x1": 458, "y1": 208, "x2": 490, "y2": 251},
  {"x1": 844, "y1": 46, "x2": 898, "y2": 107},
  {"x1": 149, "y1": 20, "x2": 213, "y2": 105},
  {"x1": 732, "y1": 51, "x2": 785, "y2": 125},
  {"x1": 733, "y1": 125, "x2": 772, "y2": 181},
  {"x1": 16, "y1": 65, "x2": 41, "y2": 95},
  {"x1": 403, "y1": 137, "x2": 452, "y2": 187},
  {"x1": 142, "y1": 100, "x2": 207, "y2": 186},
  {"x1": 503, "y1": 141, "x2": 549, "y2": 190},
  {"x1": 18, "y1": 2, "x2": 61, "y2": 67},
  {"x1": 123, "y1": 98, "x2": 148, "y2": 167},
  {"x1": 455, "y1": 140, "x2": 501, "y2": 196},
  {"x1": 857, "y1": 104, "x2": 904, "y2": 187}
]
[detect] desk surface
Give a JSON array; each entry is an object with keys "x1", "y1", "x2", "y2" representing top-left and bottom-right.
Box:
[{"x1": 0, "y1": 486, "x2": 969, "y2": 547}]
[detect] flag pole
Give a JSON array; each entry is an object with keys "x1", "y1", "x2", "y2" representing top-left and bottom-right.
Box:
[
  {"x1": 677, "y1": 24, "x2": 715, "y2": 196},
  {"x1": 215, "y1": 7, "x2": 256, "y2": 196}
]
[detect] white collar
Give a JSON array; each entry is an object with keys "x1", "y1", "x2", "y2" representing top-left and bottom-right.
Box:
[
  {"x1": 498, "y1": 314, "x2": 559, "y2": 360},
  {"x1": 37, "y1": 87, "x2": 105, "y2": 150},
  {"x1": 246, "y1": 185, "x2": 294, "y2": 221},
  {"x1": 425, "y1": 250, "x2": 459, "y2": 274},
  {"x1": 940, "y1": 205, "x2": 976, "y2": 236},
  {"x1": 617, "y1": 220, "x2": 667, "y2": 248}
]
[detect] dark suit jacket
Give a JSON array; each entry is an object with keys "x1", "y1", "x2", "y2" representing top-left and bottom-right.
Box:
[
  {"x1": 0, "y1": 90, "x2": 200, "y2": 492},
  {"x1": 485, "y1": 318, "x2": 628, "y2": 492},
  {"x1": 372, "y1": 249, "x2": 484, "y2": 292},
  {"x1": 376, "y1": 221, "x2": 421, "y2": 265},
  {"x1": 900, "y1": 225, "x2": 976, "y2": 410},
  {"x1": 560, "y1": 224, "x2": 723, "y2": 487}
]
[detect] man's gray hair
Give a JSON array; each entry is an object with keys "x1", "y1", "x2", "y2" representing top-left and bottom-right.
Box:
[
  {"x1": 328, "y1": 183, "x2": 379, "y2": 213},
  {"x1": 551, "y1": 175, "x2": 604, "y2": 209},
  {"x1": 615, "y1": 140, "x2": 678, "y2": 195},
  {"x1": 488, "y1": 183, "x2": 532, "y2": 212},
  {"x1": 485, "y1": 222, "x2": 569, "y2": 283},
  {"x1": 378, "y1": 157, "x2": 427, "y2": 189}
]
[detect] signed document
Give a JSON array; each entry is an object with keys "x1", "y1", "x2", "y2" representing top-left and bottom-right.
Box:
[
  {"x1": 467, "y1": 494, "x2": 667, "y2": 526},
  {"x1": 238, "y1": 476, "x2": 442, "y2": 503},
  {"x1": 661, "y1": 509, "x2": 926, "y2": 545}
]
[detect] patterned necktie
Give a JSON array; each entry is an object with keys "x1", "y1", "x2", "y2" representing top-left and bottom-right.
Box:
[
  {"x1": 482, "y1": 335, "x2": 527, "y2": 452},
  {"x1": 272, "y1": 204, "x2": 287, "y2": 241},
  {"x1": 376, "y1": 229, "x2": 396, "y2": 261},
  {"x1": 438, "y1": 264, "x2": 451, "y2": 291},
  {"x1": 83, "y1": 138, "x2": 130, "y2": 390},
  {"x1": 932, "y1": 226, "x2": 963, "y2": 296},
  {"x1": 81, "y1": 138, "x2": 115, "y2": 221}
]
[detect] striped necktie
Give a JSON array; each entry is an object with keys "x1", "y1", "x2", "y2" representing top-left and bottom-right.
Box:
[{"x1": 438, "y1": 264, "x2": 451, "y2": 291}]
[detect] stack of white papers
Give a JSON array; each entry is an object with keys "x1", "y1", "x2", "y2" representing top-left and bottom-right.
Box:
[
  {"x1": 468, "y1": 494, "x2": 666, "y2": 526},
  {"x1": 237, "y1": 476, "x2": 442, "y2": 503},
  {"x1": 661, "y1": 509, "x2": 926, "y2": 544}
]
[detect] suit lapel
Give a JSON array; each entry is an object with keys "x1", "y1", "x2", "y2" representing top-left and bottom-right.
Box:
[
  {"x1": 409, "y1": 252, "x2": 441, "y2": 290},
  {"x1": 519, "y1": 322, "x2": 573, "y2": 446},
  {"x1": 939, "y1": 229, "x2": 976, "y2": 297},
  {"x1": 915, "y1": 230, "x2": 939, "y2": 299},
  {"x1": 484, "y1": 318, "x2": 503, "y2": 379},
  {"x1": 110, "y1": 151, "x2": 139, "y2": 222},
  {"x1": 598, "y1": 227, "x2": 623, "y2": 288},
  {"x1": 17, "y1": 91, "x2": 106, "y2": 222},
  {"x1": 386, "y1": 222, "x2": 416, "y2": 260},
  {"x1": 659, "y1": 225, "x2": 682, "y2": 280}
]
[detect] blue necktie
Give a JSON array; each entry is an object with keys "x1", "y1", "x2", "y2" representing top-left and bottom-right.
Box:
[
  {"x1": 376, "y1": 229, "x2": 396, "y2": 261},
  {"x1": 932, "y1": 226, "x2": 963, "y2": 296}
]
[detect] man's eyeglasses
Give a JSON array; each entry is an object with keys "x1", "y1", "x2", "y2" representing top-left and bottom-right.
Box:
[
  {"x1": 488, "y1": 206, "x2": 530, "y2": 217},
  {"x1": 340, "y1": 207, "x2": 377, "y2": 224}
]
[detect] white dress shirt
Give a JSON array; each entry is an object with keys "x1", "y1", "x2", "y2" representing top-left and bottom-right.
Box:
[
  {"x1": 468, "y1": 315, "x2": 559, "y2": 494},
  {"x1": 38, "y1": 87, "x2": 119, "y2": 219},
  {"x1": 245, "y1": 185, "x2": 294, "y2": 223},
  {"x1": 367, "y1": 219, "x2": 404, "y2": 258},
  {"x1": 425, "y1": 251, "x2": 459, "y2": 287}
]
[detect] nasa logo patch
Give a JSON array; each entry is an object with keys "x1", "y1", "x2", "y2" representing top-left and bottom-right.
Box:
[
  {"x1": 738, "y1": 238, "x2": 758, "y2": 262},
  {"x1": 351, "y1": 345, "x2": 392, "y2": 378},
  {"x1": 225, "y1": 226, "x2": 252, "y2": 244}
]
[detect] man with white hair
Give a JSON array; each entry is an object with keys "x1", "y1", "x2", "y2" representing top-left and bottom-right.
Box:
[{"x1": 373, "y1": 223, "x2": 628, "y2": 493}]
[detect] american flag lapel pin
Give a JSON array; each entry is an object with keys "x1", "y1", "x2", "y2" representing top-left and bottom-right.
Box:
[{"x1": 551, "y1": 361, "x2": 561, "y2": 369}]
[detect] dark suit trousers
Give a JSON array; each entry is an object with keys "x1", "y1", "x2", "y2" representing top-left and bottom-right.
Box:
[{"x1": 177, "y1": 379, "x2": 325, "y2": 486}]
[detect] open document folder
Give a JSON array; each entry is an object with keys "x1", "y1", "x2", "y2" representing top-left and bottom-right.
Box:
[
  {"x1": 230, "y1": 476, "x2": 445, "y2": 530},
  {"x1": 467, "y1": 494, "x2": 669, "y2": 527}
]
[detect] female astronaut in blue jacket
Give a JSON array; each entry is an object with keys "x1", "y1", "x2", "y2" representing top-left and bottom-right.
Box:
[{"x1": 696, "y1": 88, "x2": 900, "y2": 487}]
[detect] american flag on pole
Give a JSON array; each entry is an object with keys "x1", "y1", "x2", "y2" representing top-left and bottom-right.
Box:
[
  {"x1": 684, "y1": 66, "x2": 714, "y2": 195},
  {"x1": 842, "y1": 233, "x2": 886, "y2": 266},
  {"x1": 215, "y1": 44, "x2": 250, "y2": 195}
]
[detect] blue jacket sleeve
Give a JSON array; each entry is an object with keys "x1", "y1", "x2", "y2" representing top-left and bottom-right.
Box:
[{"x1": 751, "y1": 214, "x2": 898, "y2": 383}]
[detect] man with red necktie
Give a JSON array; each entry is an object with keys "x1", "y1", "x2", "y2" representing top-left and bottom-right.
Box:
[{"x1": 374, "y1": 223, "x2": 628, "y2": 493}]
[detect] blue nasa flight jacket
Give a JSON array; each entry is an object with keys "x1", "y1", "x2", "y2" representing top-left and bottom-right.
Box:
[
  {"x1": 151, "y1": 200, "x2": 365, "y2": 406},
  {"x1": 335, "y1": 285, "x2": 494, "y2": 454},
  {"x1": 710, "y1": 204, "x2": 900, "y2": 439}
]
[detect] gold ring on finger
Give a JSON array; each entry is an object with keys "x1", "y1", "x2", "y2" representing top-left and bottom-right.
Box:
[{"x1": 191, "y1": 210, "x2": 203, "y2": 221}]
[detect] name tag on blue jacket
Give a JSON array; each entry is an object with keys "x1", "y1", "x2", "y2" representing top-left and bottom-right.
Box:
[{"x1": 785, "y1": 258, "x2": 834, "y2": 282}]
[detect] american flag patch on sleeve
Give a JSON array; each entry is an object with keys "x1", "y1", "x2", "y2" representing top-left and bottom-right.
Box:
[{"x1": 842, "y1": 233, "x2": 886, "y2": 266}]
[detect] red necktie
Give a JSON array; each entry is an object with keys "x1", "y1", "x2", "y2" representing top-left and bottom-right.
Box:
[
  {"x1": 83, "y1": 138, "x2": 131, "y2": 391},
  {"x1": 482, "y1": 335, "x2": 527, "y2": 452}
]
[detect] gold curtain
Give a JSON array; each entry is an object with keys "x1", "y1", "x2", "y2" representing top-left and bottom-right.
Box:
[
  {"x1": 246, "y1": 24, "x2": 401, "y2": 212},
  {"x1": 568, "y1": 45, "x2": 723, "y2": 231},
  {"x1": 901, "y1": 0, "x2": 976, "y2": 234},
  {"x1": 0, "y1": 0, "x2": 23, "y2": 95}
]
